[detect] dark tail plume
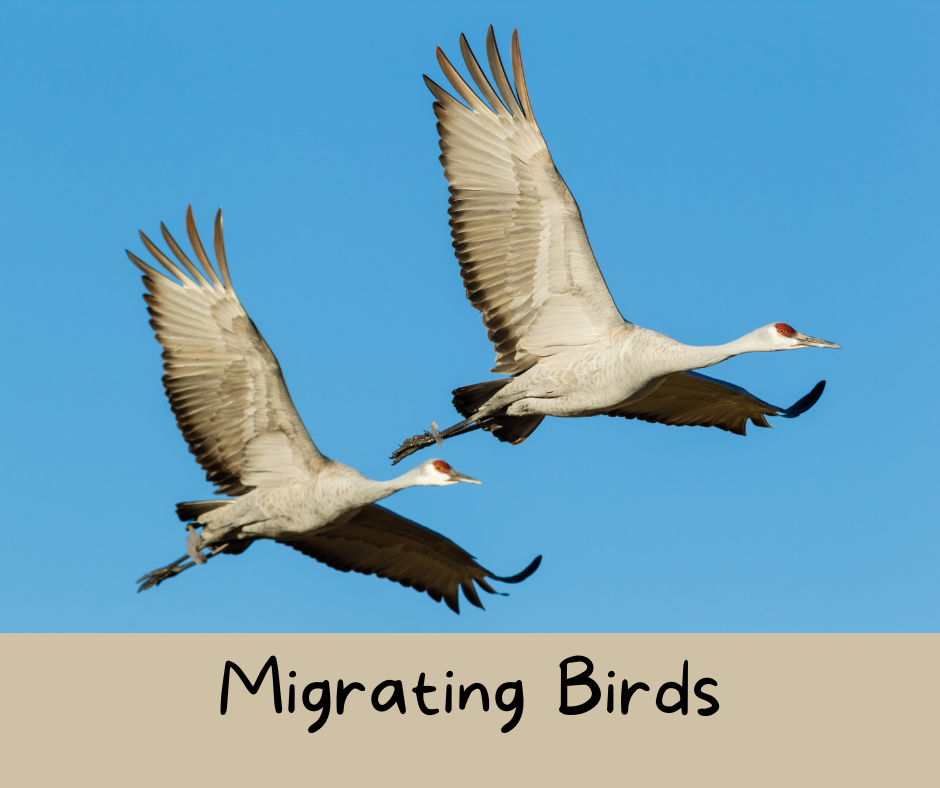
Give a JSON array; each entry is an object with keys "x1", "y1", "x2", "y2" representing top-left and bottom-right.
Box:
[
  {"x1": 452, "y1": 379, "x2": 511, "y2": 417},
  {"x1": 176, "y1": 499, "x2": 233, "y2": 522},
  {"x1": 453, "y1": 380, "x2": 544, "y2": 445}
]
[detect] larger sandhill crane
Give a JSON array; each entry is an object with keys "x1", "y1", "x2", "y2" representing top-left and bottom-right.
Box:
[
  {"x1": 129, "y1": 207, "x2": 540, "y2": 613},
  {"x1": 392, "y1": 27, "x2": 840, "y2": 463}
]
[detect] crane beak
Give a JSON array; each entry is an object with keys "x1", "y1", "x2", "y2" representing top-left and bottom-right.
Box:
[
  {"x1": 795, "y1": 332, "x2": 841, "y2": 349},
  {"x1": 449, "y1": 468, "x2": 482, "y2": 485}
]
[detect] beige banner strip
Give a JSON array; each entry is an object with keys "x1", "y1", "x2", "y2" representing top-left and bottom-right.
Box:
[{"x1": 3, "y1": 634, "x2": 936, "y2": 784}]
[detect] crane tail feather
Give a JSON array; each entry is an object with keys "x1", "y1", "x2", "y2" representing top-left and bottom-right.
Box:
[
  {"x1": 175, "y1": 499, "x2": 235, "y2": 522},
  {"x1": 780, "y1": 380, "x2": 826, "y2": 418},
  {"x1": 487, "y1": 555, "x2": 542, "y2": 585}
]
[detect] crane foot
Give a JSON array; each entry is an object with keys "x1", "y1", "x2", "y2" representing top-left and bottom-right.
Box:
[
  {"x1": 137, "y1": 542, "x2": 231, "y2": 591},
  {"x1": 391, "y1": 416, "x2": 489, "y2": 464},
  {"x1": 137, "y1": 556, "x2": 196, "y2": 591},
  {"x1": 390, "y1": 431, "x2": 436, "y2": 464}
]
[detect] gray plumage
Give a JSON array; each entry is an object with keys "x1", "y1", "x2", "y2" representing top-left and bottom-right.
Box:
[
  {"x1": 129, "y1": 207, "x2": 539, "y2": 613},
  {"x1": 391, "y1": 27, "x2": 839, "y2": 463}
]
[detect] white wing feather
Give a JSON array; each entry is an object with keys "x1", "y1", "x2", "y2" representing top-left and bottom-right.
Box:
[
  {"x1": 427, "y1": 27, "x2": 625, "y2": 374},
  {"x1": 128, "y1": 207, "x2": 324, "y2": 496}
]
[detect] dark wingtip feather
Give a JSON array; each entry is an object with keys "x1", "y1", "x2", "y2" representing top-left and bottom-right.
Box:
[
  {"x1": 185, "y1": 205, "x2": 223, "y2": 289},
  {"x1": 462, "y1": 581, "x2": 485, "y2": 610},
  {"x1": 484, "y1": 24, "x2": 522, "y2": 116},
  {"x1": 475, "y1": 577, "x2": 501, "y2": 597},
  {"x1": 781, "y1": 380, "x2": 826, "y2": 418},
  {"x1": 509, "y1": 28, "x2": 536, "y2": 124},
  {"x1": 126, "y1": 249, "x2": 157, "y2": 278},
  {"x1": 423, "y1": 73, "x2": 445, "y2": 97},
  {"x1": 212, "y1": 207, "x2": 234, "y2": 291},
  {"x1": 488, "y1": 554, "x2": 542, "y2": 584},
  {"x1": 159, "y1": 219, "x2": 210, "y2": 287}
]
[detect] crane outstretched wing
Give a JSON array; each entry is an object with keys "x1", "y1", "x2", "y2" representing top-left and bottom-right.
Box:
[
  {"x1": 277, "y1": 503, "x2": 542, "y2": 613},
  {"x1": 427, "y1": 26, "x2": 625, "y2": 375},
  {"x1": 128, "y1": 206, "x2": 324, "y2": 496},
  {"x1": 606, "y1": 372, "x2": 826, "y2": 436}
]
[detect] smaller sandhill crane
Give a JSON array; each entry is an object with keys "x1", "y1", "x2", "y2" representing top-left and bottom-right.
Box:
[
  {"x1": 128, "y1": 207, "x2": 540, "y2": 613},
  {"x1": 391, "y1": 27, "x2": 840, "y2": 463}
]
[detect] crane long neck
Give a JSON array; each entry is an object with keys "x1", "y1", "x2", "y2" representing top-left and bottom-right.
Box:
[
  {"x1": 668, "y1": 332, "x2": 765, "y2": 372},
  {"x1": 355, "y1": 466, "x2": 428, "y2": 506}
]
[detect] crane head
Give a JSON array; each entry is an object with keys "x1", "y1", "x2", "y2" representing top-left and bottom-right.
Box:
[
  {"x1": 763, "y1": 322, "x2": 841, "y2": 350},
  {"x1": 412, "y1": 459, "x2": 483, "y2": 486}
]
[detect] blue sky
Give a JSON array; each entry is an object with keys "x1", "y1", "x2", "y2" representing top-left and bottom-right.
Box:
[{"x1": 1, "y1": 1, "x2": 937, "y2": 632}]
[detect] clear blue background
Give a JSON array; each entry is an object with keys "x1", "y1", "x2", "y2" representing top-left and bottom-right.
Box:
[{"x1": 1, "y1": 1, "x2": 936, "y2": 632}]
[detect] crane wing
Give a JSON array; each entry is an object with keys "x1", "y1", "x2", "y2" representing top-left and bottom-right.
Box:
[
  {"x1": 427, "y1": 26, "x2": 625, "y2": 375},
  {"x1": 605, "y1": 372, "x2": 826, "y2": 436},
  {"x1": 276, "y1": 503, "x2": 541, "y2": 613},
  {"x1": 128, "y1": 206, "x2": 324, "y2": 496}
]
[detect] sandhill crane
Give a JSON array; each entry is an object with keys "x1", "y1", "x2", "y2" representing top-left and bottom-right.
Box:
[
  {"x1": 391, "y1": 27, "x2": 840, "y2": 463},
  {"x1": 128, "y1": 207, "x2": 540, "y2": 613}
]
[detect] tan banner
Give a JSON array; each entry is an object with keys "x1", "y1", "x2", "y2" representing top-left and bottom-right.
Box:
[{"x1": 3, "y1": 634, "x2": 936, "y2": 784}]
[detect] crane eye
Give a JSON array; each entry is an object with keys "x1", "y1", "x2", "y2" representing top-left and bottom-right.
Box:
[
  {"x1": 775, "y1": 322, "x2": 795, "y2": 337},
  {"x1": 433, "y1": 460, "x2": 451, "y2": 472}
]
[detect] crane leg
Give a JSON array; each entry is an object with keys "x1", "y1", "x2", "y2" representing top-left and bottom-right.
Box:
[
  {"x1": 391, "y1": 389, "x2": 532, "y2": 463},
  {"x1": 136, "y1": 542, "x2": 231, "y2": 591},
  {"x1": 391, "y1": 416, "x2": 491, "y2": 464}
]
